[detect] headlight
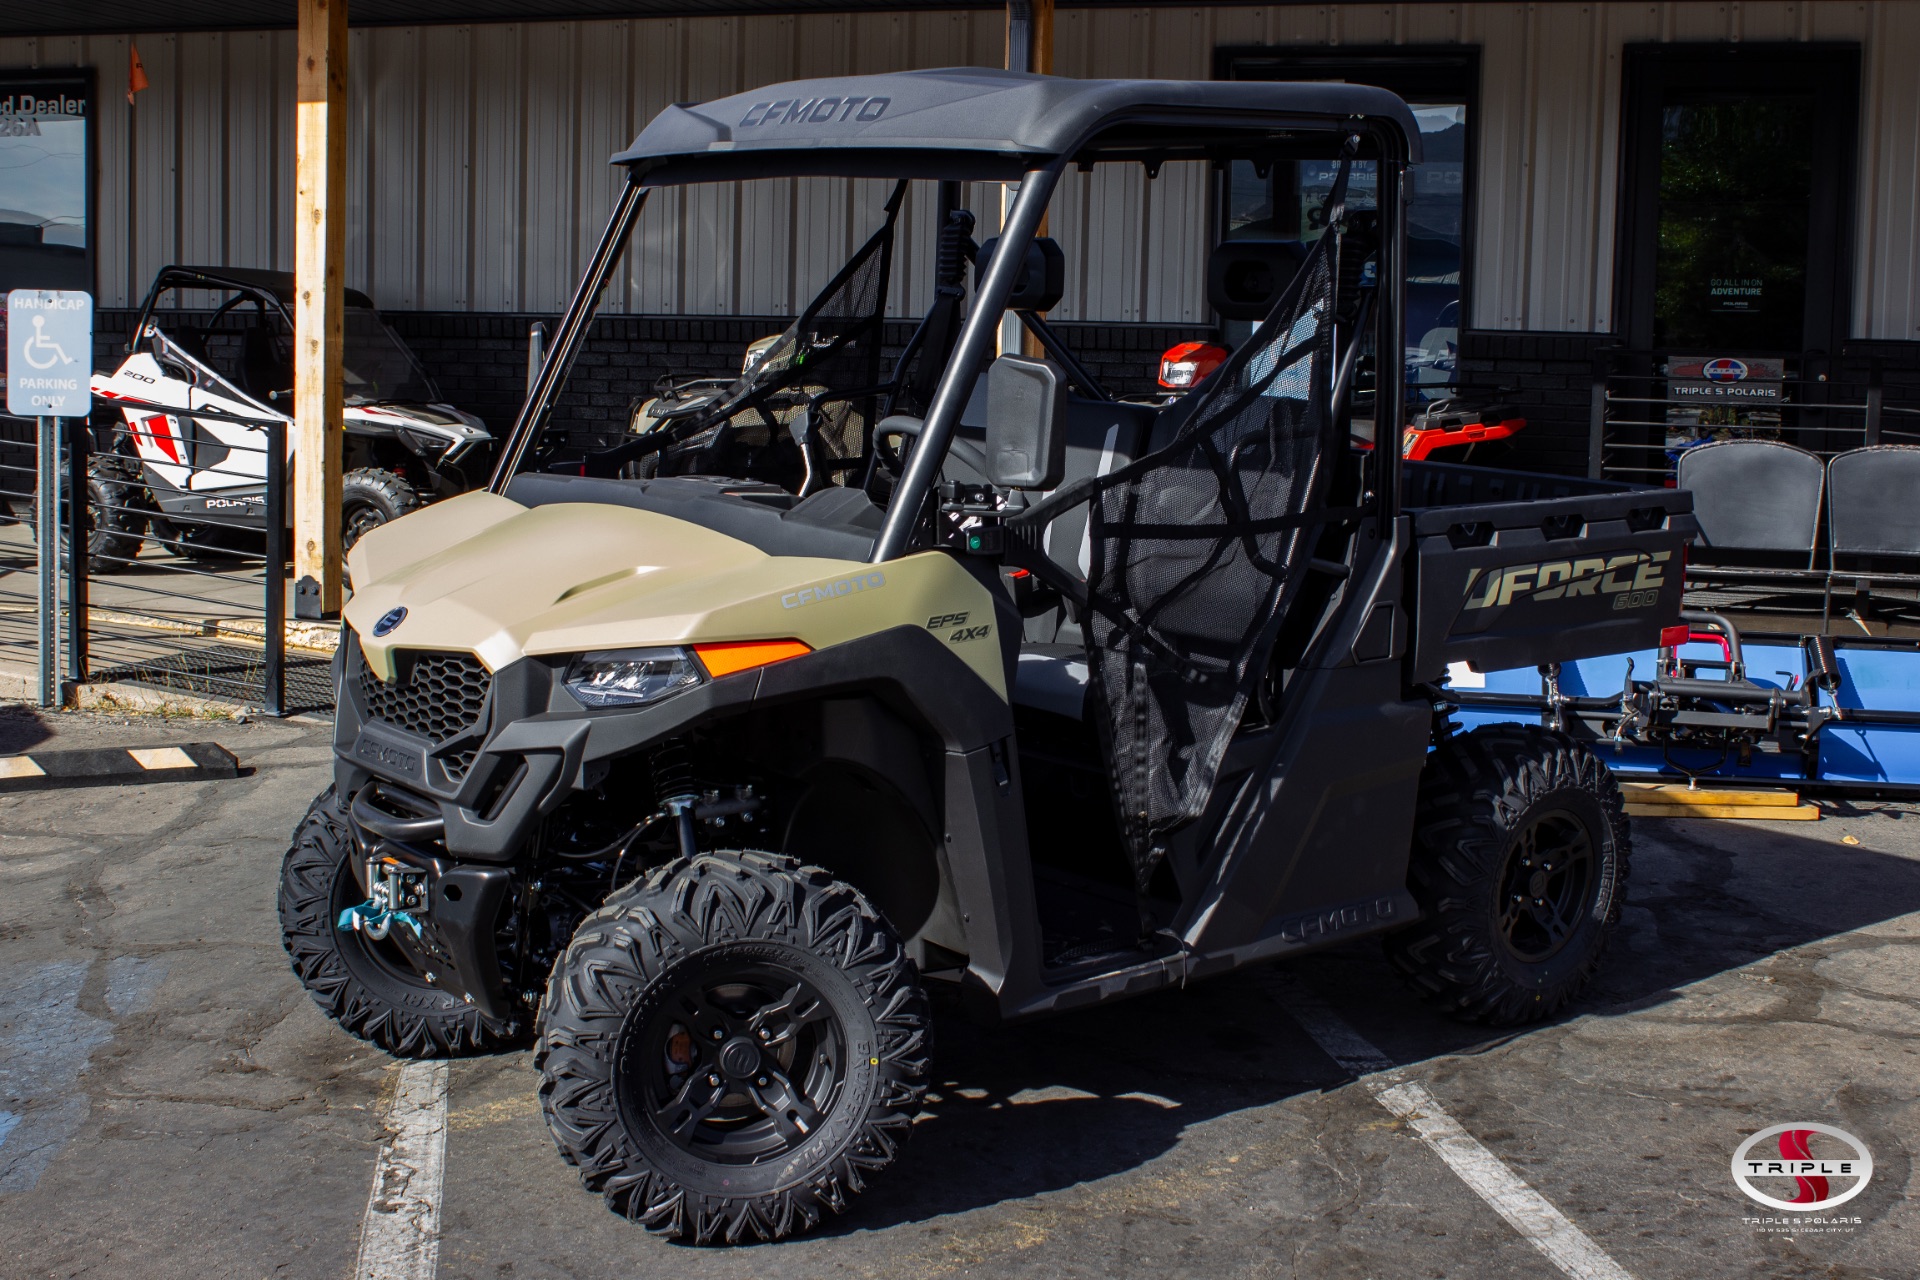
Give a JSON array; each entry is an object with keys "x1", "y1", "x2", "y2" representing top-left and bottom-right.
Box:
[
  {"x1": 564, "y1": 648, "x2": 705, "y2": 707},
  {"x1": 398, "y1": 426, "x2": 449, "y2": 457}
]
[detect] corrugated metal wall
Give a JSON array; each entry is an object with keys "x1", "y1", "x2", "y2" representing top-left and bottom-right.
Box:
[{"x1": 4, "y1": 4, "x2": 1918, "y2": 338}]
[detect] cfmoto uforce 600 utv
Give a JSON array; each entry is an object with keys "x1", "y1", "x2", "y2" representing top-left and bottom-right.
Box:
[{"x1": 281, "y1": 70, "x2": 1694, "y2": 1243}]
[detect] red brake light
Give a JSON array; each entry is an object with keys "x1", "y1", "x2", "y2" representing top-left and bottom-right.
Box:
[{"x1": 1659, "y1": 625, "x2": 1690, "y2": 650}]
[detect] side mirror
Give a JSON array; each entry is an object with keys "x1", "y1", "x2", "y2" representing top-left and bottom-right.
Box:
[
  {"x1": 1206, "y1": 238, "x2": 1308, "y2": 320},
  {"x1": 985, "y1": 355, "x2": 1066, "y2": 491},
  {"x1": 975, "y1": 236, "x2": 1066, "y2": 312}
]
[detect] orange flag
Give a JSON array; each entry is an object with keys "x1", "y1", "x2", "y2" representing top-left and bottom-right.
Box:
[{"x1": 128, "y1": 44, "x2": 150, "y2": 106}]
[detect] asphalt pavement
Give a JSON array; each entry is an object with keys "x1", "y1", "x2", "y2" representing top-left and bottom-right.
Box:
[{"x1": 0, "y1": 704, "x2": 1915, "y2": 1279}]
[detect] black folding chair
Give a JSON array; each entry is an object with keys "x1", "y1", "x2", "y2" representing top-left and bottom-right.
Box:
[
  {"x1": 1675, "y1": 439, "x2": 1827, "y2": 612},
  {"x1": 1824, "y1": 445, "x2": 1920, "y2": 626}
]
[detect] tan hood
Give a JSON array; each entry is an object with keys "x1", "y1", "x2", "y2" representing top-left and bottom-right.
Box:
[{"x1": 344, "y1": 491, "x2": 1006, "y2": 696}]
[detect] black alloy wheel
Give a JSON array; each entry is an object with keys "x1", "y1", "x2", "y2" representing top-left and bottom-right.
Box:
[
  {"x1": 624, "y1": 961, "x2": 847, "y2": 1166},
  {"x1": 538, "y1": 850, "x2": 930, "y2": 1243},
  {"x1": 1386, "y1": 724, "x2": 1629, "y2": 1026},
  {"x1": 341, "y1": 467, "x2": 420, "y2": 551},
  {"x1": 1494, "y1": 809, "x2": 1596, "y2": 963}
]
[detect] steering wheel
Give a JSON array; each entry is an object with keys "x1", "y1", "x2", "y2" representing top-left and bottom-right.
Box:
[{"x1": 871, "y1": 415, "x2": 922, "y2": 478}]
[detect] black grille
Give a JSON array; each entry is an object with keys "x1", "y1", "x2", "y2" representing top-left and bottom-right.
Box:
[{"x1": 355, "y1": 648, "x2": 491, "y2": 759}]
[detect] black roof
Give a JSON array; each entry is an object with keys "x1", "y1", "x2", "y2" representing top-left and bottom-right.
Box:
[
  {"x1": 614, "y1": 68, "x2": 1421, "y2": 184},
  {"x1": 150, "y1": 265, "x2": 376, "y2": 311},
  {"x1": 9, "y1": 1, "x2": 1534, "y2": 38}
]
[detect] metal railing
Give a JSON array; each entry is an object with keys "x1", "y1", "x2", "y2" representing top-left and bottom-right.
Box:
[
  {"x1": 0, "y1": 396, "x2": 314, "y2": 715},
  {"x1": 1588, "y1": 350, "x2": 1920, "y2": 483}
]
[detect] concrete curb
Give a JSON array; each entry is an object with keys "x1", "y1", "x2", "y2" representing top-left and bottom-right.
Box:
[
  {"x1": 0, "y1": 740, "x2": 241, "y2": 792},
  {"x1": 90, "y1": 607, "x2": 340, "y2": 654},
  {"x1": 0, "y1": 663, "x2": 262, "y2": 720}
]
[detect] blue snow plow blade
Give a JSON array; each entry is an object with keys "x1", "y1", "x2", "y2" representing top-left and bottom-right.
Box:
[{"x1": 1441, "y1": 609, "x2": 1920, "y2": 790}]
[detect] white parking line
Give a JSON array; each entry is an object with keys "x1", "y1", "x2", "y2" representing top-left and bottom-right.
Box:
[
  {"x1": 355, "y1": 1058, "x2": 449, "y2": 1280},
  {"x1": 1271, "y1": 976, "x2": 1637, "y2": 1280}
]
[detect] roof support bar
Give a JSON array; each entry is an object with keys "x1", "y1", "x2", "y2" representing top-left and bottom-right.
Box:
[
  {"x1": 490, "y1": 182, "x2": 648, "y2": 489},
  {"x1": 873, "y1": 162, "x2": 1063, "y2": 563}
]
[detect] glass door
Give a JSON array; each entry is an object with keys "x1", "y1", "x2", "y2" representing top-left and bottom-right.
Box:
[
  {"x1": 1654, "y1": 94, "x2": 1814, "y2": 355},
  {"x1": 1617, "y1": 45, "x2": 1858, "y2": 372}
]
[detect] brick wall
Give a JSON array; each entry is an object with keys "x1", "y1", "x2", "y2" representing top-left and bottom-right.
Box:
[
  {"x1": 116, "y1": 308, "x2": 1920, "y2": 480},
  {"x1": 1452, "y1": 330, "x2": 1615, "y2": 476},
  {"x1": 384, "y1": 311, "x2": 1211, "y2": 442}
]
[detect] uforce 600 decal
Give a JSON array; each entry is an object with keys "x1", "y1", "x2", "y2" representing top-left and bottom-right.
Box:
[{"x1": 1463, "y1": 550, "x2": 1670, "y2": 612}]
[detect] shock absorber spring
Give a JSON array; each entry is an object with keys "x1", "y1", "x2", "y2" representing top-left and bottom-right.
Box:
[{"x1": 649, "y1": 739, "x2": 700, "y2": 859}]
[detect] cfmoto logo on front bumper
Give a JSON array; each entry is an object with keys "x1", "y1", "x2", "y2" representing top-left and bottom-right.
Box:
[
  {"x1": 1463, "y1": 550, "x2": 1670, "y2": 612},
  {"x1": 372, "y1": 607, "x2": 408, "y2": 637}
]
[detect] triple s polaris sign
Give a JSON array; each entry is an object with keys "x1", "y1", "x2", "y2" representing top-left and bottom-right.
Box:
[
  {"x1": 1670, "y1": 354, "x2": 1786, "y2": 403},
  {"x1": 5, "y1": 289, "x2": 93, "y2": 418}
]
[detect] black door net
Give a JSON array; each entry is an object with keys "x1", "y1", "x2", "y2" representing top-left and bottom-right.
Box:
[{"x1": 1014, "y1": 147, "x2": 1359, "y2": 888}]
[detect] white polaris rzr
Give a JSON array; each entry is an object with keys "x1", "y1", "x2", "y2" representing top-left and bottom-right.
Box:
[{"x1": 86, "y1": 266, "x2": 490, "y2": 569}]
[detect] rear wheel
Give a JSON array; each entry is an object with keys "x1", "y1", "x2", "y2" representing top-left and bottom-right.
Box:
[
  {"x1": 20, "y1": 458, "x2": 147, "y2": 574},
  {"x1": 278, "y1": 786, "x2": 517, "y2": 1055},
  {"x1": 537, "y1": 851, "x2": 930, "y2": 1243},
  {"x1": 84, "y1": 459, "x2": 149, "y2": 573},
  {"x1": 342, "y1": 467, "x2": 419, "y2": 550},
  {"x1": 1385, "y1": 724, "x2": 1629, "y2": 1025}
]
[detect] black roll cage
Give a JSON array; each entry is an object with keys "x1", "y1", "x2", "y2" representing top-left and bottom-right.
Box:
[{"x1": 488, "y1": 106, "x2": 1414, "y2": 558}]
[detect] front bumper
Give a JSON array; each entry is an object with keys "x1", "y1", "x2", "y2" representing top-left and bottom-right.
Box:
[
  {"x1": 331, "y1": 631, "x2": 768, "y2": 862},
  {"x1": 342, "y1": 781, "x2": 519, "y2": 1019}
]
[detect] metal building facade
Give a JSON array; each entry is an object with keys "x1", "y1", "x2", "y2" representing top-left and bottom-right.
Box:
[{"x1": 3, "y1": 3, "x2": 1918, "y2": 340}]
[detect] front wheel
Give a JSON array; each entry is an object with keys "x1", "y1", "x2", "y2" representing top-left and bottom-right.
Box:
[
  {"x1": 341, "y1": 467, "x2": 420, "y2": 551},
  {"x1": 536, "y1": 851, "x2": 930, "y2": 1243},
  {"x1": 1385, "y1": 724, "x2": 1630, "y2": 1026},
  {"x1": 278, "y1": 786, "x2": 517, "y2": 1055}
]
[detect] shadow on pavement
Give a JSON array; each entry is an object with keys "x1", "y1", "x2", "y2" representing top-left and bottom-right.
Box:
[
  {"x1": 0, "y1": 703, "x2": 54, "y2": 754},
  {"x1": 812, "y1": 968, "x2": 1338, "y2": 1236},
  {"x1": 796, "y1": 815, "x2": 1920, "y2": 1234},
  {"x1": 1583, "y1": 811, "x2": 1920, "y2": 1010}
]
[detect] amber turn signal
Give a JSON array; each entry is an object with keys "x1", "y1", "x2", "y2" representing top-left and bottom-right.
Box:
[{"x1": 692, "y1": 639, "x2": 813, "y2": 678}]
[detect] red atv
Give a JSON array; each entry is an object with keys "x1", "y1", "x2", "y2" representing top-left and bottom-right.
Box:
[
  {"x1": 1400, "y1": 398, "x2": 1526, "y2": 463},
  {"x1": 1151, "y1": 340, "x2": 1526, "y2": 465}
]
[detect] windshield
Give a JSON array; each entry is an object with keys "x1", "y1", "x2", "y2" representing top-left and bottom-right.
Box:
[
  {"x1": 565, "y1": 181, "x2": 908, "y2": 493},
  {"x1": 342, "y1": 309, "x2": 440, "y2": 404}
]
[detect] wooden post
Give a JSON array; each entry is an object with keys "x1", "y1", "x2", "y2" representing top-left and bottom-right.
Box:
[
  {"x1": 293, "y1": 0, "x2": 346, "y2": 618},
  {"x1": 1003, "y1": 1, "x2": 1054, "y2": 359}
]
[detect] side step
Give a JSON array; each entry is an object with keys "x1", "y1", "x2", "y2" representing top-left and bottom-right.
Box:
[{"x1": 1622, "y1": 782, "x2": 1820, "y2": 821}]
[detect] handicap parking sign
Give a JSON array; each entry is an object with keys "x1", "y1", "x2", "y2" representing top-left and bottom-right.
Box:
[{"x1": 6, "y1": 289, "x2": 93, "y2": 417}]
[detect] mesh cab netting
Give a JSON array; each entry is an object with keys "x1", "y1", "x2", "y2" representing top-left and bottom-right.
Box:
[{"x1": 1078, "y1": 211, "x2": 1347, "y2": 888}]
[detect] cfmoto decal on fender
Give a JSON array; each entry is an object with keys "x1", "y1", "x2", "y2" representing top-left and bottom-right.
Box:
[
  {"x1": 1462, "y1": 550, "x2": 1670, "y2": 611},
  {"x1": 781, "y1": 571, "x2": 885, "y2": 609}
]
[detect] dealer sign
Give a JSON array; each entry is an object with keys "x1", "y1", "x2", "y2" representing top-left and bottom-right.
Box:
[{"x1": 1669, "y1": 354, "x2": 1787, "y2": 404}]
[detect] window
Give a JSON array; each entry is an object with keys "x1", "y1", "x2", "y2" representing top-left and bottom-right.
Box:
[
  {"x1": 0, "y1": 71, "x2": 92, "y2": 295},
  {"x1": 1217, "y1": 48, "x2": 1478, "y2": 404}
]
